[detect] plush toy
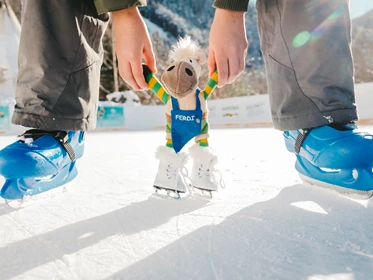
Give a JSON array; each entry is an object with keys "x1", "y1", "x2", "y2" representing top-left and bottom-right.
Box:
[{"x1": 142, "y1": 36, "x2": 220, "y2": 199}]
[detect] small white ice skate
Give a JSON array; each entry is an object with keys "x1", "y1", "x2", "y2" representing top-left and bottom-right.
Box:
[
  {"x1": 188, "y1": 144, "x2": 224, "y2": 198},
  {"x1": 153, "y1": 146, "x2": 189, "y2": 200}
]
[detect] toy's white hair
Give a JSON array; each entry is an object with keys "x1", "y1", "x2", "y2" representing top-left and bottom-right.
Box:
[{"x1": 169, "y1": 36, "x2": 206, "y2": 65}]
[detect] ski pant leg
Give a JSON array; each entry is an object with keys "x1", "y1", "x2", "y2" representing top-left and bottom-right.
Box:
[
  {"x1": 256, "y1": 0, "x2": 357, "y2": 130},
  {"x1": 12, "y1": 0, "x2": 109, "y2": 131}
]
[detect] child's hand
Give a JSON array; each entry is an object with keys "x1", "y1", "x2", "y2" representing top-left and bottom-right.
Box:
[
  {"x1": 112, "y1": 7, "x2": 156, "y2": 91},
  {"x1": 208, "y1": 9, "x2": 248, "y2": 88}
]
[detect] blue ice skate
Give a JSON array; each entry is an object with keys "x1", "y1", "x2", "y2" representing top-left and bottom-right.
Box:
[
  {"x1": 0, "y1": 130, "x2": 85, "y2": 205},
  {"x1": 284, "y1": 123, "x2": 373, "y2": 198}
]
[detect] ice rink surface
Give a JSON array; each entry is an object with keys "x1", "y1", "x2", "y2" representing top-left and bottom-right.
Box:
[{"x1": 1, "y1": 127, "x2": 373, "y2": 280}]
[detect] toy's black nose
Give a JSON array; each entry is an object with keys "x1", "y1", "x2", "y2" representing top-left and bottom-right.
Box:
[{"x1": 185, "y1": 68, "x2": 193, "y2": 76}]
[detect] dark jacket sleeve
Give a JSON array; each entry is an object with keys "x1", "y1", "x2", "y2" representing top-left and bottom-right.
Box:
[
  {"x1": 213, "y1": 0, "x2": 249, "y2": 12},
  {"x1": 94, "y1": 0, "x2": 146, "y2": 14}
]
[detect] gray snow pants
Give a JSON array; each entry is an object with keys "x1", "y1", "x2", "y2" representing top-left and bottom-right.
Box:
[
  {"x1": 12, "y1": 0, "x2": 109, "y2": 131},
  {"x1": 12, "y1": 0, "x2": 357, "y2": 131},
  {"x1": 256, "y1": 0, "x2": 357, "y2": 130}
]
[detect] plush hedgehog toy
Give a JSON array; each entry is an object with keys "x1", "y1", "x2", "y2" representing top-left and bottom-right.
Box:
[{"x1": 142, "y1": 37, "x2": 220, "y2": 199}]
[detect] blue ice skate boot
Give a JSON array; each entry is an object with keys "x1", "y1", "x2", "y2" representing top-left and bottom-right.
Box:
[
  {"x1": 284, "y1": 123, "x2": 373, "y2": 198},
  {"x1": 0, "y1": 129, "x2": 85, "y2": 201}
]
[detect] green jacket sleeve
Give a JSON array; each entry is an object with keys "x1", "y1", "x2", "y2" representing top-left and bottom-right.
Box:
[
  {"x1": 213, "y1": 0, "x2": 249, "y2": 12},
  {"x1": 94, "y1": 0, "x2": 146, "y2": 14}
]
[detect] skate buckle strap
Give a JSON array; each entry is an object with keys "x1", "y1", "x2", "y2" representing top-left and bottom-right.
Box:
[
  {"x1": 54, "y1": 131, "x2": 76, "y2": 162},
  {"x1": 294, "y1": 129, "x2": 311, "y2": 154},
  {"x1": 19, "y1": 130, "x2": 76, "y2": 162}
]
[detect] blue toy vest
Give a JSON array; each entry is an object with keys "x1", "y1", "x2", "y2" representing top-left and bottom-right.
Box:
[{"x1": 171, "y1": 89, "x2": 203, "y2": 153}]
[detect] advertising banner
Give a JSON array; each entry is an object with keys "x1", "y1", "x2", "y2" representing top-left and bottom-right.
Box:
[
  {"x1": 96, "y1": 104, "x2": 125, "y2": 129},
  {"x1": 0, "y1": 105, "x2": 10, "y2": 132}
]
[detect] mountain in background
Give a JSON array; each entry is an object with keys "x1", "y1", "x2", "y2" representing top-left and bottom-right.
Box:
[{"x1": 140, "y1": 0, "x2": 262, "y2": 65}]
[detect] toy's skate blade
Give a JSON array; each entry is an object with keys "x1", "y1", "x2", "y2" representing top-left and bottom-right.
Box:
[
  {"x1": 299, "y1": 173, "x2": 373, "y2": 200},
  {"x1": 5, "y1": 184, "x2": 70, "y2": 208},
  {"x1": 153, "y1": 186, "x2": 185, "y2": 200},
  {"x1": 192, "y1": 187, "x2": 213, "y2": 199}
]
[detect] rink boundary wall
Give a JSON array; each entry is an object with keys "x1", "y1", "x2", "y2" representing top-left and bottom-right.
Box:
[
  {"x1": 97, "y1": 82, "x2": 373, "y2": 131},
  {"x1": 1, "y1": 82, "x2": 372, "y2": 135}
]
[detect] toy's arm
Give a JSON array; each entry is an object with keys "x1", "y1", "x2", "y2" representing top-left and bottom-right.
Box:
[
  {"x1": 201, "y1": 70, "x2": 218, "y2": 100},
  {"x1": 142, "y1": 65, "x2": 170, "y2": 104}
]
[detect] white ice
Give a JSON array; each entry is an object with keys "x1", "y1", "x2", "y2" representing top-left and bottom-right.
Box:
[{"x1": 1, "y1": 127, "x2": 373, "y2": 280}]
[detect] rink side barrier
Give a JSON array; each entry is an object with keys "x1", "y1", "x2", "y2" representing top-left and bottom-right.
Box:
[
  {"x1": 94, "y1": 82, "x2": 373, "y2": 132},
  {"x1": 1, "y1": 82, "x2": 373, "y2": 135}
]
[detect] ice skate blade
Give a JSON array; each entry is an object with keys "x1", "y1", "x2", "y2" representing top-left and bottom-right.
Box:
[
  {"x1": 1, "y1": 162, "x2": 78, "y2": 200},
  {"x1": 5, "y1": 185, "x2": 69, "y2": 209},
  {"x1": 299, "y1": 173, "x2": 373, "y2": 200},
  {"x1": 153, "y1": 187, "x2": 185, "y2": 200},
  {"x1": 192, "y1": 187, "x2": 213, "y2": 199}
]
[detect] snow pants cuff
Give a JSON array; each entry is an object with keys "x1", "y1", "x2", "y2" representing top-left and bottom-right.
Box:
[
  {"x1": 272, "y1": 108, "x2": 358, "y2": 131},
  {"x1": 12, "y1": 0, "x2": 109, "y2": 131}
]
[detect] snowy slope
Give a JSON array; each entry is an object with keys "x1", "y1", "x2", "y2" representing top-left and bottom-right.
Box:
[{"x1": 1, "y1": 127, "x2": 373, "y2": 280}]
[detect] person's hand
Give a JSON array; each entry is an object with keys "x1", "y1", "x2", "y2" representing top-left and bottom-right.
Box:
[
  {"x1": 112, "y1": 7, "x2": 156, "y2": 90},
  {"x1": 208, "y1": 9, "x2": 248, "y2": 87}
]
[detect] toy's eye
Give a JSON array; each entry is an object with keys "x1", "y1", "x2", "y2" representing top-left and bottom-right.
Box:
[
  {"x1": 189, "y1": 59, "x2": 193, "y2": 63},
  {"x1": 167, "y1": 66, "x2": 175, "y2": 71}
]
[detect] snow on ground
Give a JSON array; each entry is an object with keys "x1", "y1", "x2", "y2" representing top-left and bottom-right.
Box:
[{"x1": 1, "y1": 127, "x2": 373, "y2": 280}]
